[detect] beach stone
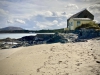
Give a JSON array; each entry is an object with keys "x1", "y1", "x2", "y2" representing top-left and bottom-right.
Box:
[{"x1": 96, "y1": 61, "x2": 100, "y2": 63}]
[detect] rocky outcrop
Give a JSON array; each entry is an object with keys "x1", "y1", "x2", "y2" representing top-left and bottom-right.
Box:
[
  {"x1": 0, "y1": 30, "x2": 100, "y2": 49},
  {"x1": 47, "y1": 33, "x2": 78, "y2": 43},
  {"x1": 46, "y1": 33, "x2": 67, "y2": 43},
  {"x1": 77, "y1": 29, "x2": 100, "y2": 39},
  {"x1": 19, "y1": 36, "x2": 36, "y2": 41}
]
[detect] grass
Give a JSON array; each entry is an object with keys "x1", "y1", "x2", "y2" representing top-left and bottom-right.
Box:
[{"x1": 75, "y1": 22, "x2": 100, "y2": 31}]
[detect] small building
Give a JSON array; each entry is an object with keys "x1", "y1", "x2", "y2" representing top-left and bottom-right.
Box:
[{"x1": 67, "y1": 9, "x2": 94, "y2": 30}]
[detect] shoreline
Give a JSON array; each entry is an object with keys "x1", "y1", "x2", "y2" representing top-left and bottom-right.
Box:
[
  {"x1": 0, "y1": 33, "x2": 55, "y2": 39},
  {"x1": 0, "y1": 31, "x2": 100, "y2": 50}
]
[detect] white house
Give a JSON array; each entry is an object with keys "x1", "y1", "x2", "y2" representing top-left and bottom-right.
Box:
[{"x1": 67, "y1": 9, "x2": 94, "y2": 30}]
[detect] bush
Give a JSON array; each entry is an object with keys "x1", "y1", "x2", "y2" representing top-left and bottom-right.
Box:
[{"x1": 75, "y1": 22, "x2": 100, "y2": 30}]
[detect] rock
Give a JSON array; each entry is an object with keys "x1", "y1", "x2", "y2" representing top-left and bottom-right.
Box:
[
  {"x1": 12, "y1": 44, "x2": 22, "y2": 48},
  {"x1": 78, "y1": 29, "x2": 99, "y2": 39},
  {"x1": 76, "y1": 63, "x2": 82, "y2": 66},
  {"x1": 75, "y1": 39, "x2": 87, "y2": 42},
  {"x1": 96, "y1": 61, "x2": 100, "y2": 63},
  {"x1": 19, "y1": 36, "x2": 35, "y2": 41},
  {"x1": 1, "y1": 44, "x2": 10, "y2": 49},
  {"x1": 47, "y1": 34, "x2": 62, "y2": 43},
  {"x1": 58, "y1": 61, "x2": 62, "y2": 64}
]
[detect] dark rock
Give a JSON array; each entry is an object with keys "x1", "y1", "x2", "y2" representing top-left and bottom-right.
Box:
[
  {"x1": 36, "y1": 34, "x2": 53, "y2": 40},
  {"x1": 19, "y1": 36, "x2": 35, "y2": 41},
  {"x1": 77, "y1": 29, "x2": 99, "y2": 39},
  {"x1": 47, "y1": 34, "x2": 69, "y2": 43},
  {"x1": 96, "y1": 61, "x2": 100, "y2": 63},
  {"x1": 75, "y1": 39, "x2": 87, "y2": 42},
  {"x1": 76, "y1": 63, "x2": 82, "y2": 66},
  {"x1": 12, "y1": 44, "x2": 22, "y2": 48},
  {"x1": 37, "y1": 68, "x2": 40, "y2": 72},
  {"x1": 58, "y1": 61, "x2": 62, "y2": 64}
]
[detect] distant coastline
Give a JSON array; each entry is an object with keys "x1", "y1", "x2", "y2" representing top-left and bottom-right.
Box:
[{"x1": 0, "y1": 27, "x2": 65, "y2": 33}]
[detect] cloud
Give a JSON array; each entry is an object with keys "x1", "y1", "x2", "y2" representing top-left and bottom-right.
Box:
[
  {"x1": 36, "y1": 22, "x2": 47, "y2": 29},
  {"x1": 35, "y1": 19, "x2": 67, "y2": 29},
  {"x1": 7, "y1": 20, "x2": 13, "y2": 23},
  {"x1": 35, "y1": 20, "x2": 59, "y2": 29},
  {"x1": 81, "y1": 0, "x2": 100, "y2": 2},
  {"x1": 76, "y1": 0, "x2": 100, "y2": 4},
  {"x1": 0, "y1": 9, "x2": 9, "y2": 15},
  {"x1": 52, "y1": 11, "x2": 73, "y2": 19},
  {"x1": 93, "y1": 19, "x2": 99, "y2": 23},
  {"x1": 58, "y1": 21, "x2": 66, "y2": 27},
  {"x1": 65, "y1": 4, "x2": 79, "y2": 9},
  {"x1": 88, "y1": 4, "x2": 100, "y2": 14},
  {"x1": 15, "y1": 19, "x2": 25, "y2": 24},
  {"x1": 53, "y1": 20, "x2": 58, "y2": 24},
  {"x1": 0, "y1": 0, "x2": 100, "y2": 30},
  {"x1": 34, "y1": 11, "x2": 53, "y2": 17},
  {"x1": 44, "y1": 11, "x2": 53, "y2": 17},
  {"x1": 87, "y1": 3, "x2": 100, "y2": 22},
  {"x1": 33, "y1": 27, "x2": 36, "y2": 29},
  {"x1": 52, "y1": 12, "x2": 62, "y2": 17},
  {"x1": 0, "y1": 9, "x2": 9, "y2": 20},
  {"x1": 65, "y1": 13, "x2": 73, "y2": 18}
]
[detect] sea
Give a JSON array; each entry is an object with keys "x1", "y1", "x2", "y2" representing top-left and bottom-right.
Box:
[{"x1": 0, "y1": 33, "x2": 55, "y2": 39}]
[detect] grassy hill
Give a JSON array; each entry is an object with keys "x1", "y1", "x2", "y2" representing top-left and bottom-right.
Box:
[{"x1": 0, "y1": 26, "x2": 24, "y2": 31}]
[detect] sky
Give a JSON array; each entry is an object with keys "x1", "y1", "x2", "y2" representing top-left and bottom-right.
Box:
[{"x1": 0, "y1": 0, "x2": 100, "y2": 30}]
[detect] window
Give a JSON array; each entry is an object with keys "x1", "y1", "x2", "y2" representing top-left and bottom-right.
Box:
[
  {"x1": 70, "y1": 22, "x2": 73, "y2": 26},
  {"x1": 77, "y1": 21, "x2": 80, "y2": 26},
  {"x1": 69, "y1": 22, "x2": 73, "y2": 30}
]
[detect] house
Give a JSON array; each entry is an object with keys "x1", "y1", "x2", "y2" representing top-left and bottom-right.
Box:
[{"x1": 67, "y1": 9, "x2": 94, "y2": 30}]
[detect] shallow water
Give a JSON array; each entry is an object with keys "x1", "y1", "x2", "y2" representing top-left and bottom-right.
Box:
[
  {"x1": 0, "y1": 33, "x2": 36, "y2": 39},
  {"x1": 0, "y1": 33, "x2": 55, "y2": 39}
]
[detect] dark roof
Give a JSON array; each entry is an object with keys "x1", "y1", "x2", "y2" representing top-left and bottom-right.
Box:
[{"x1": 67, "y1": 9, "x2": 93, "y2": 21}]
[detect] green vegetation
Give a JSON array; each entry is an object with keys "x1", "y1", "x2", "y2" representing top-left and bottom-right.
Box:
[
  {"x1": 0, "y1": 28, "x2": 65, "y2": 33},
  {"x1": 35, "y1": 28, "x2": 65, "y2": 33},
  {"x1": 75, "y1": 22, "x2": 100, "y2": 30}
]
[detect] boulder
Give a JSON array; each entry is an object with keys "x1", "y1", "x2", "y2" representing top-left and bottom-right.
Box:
[
  {"x1": 19, "y1": 36, "x2": 35, "y2": 41},
  {"x1": 78, "y1": 29, "x2": 99, "y2": 39}
]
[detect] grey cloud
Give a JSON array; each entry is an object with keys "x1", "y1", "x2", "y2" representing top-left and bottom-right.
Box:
[
  {"x1": 87, "y1": 3, "x2": 100, "y2": 23},
  {"x1": 0, "y1": 0, "x2": 28, "y2": 3},
  {"x1": 82, "y1": 0, "x2": 100, "y2": 4},
  {"x1": 0, "y1": 0, "x2": 100, "y2": 30},
  {"x1": 65, "y1": 3, "x2": 79, "y2": 9},
  {"x1": 7, "y1": 20, "x2": 13, "y2": 23},
  {"x1": 88, "y1": 3, "x2": 100, "y2": 15},
  {"x1": 0, "y1": 9, "x2": 8, "y2": 15},
  {"x1": 76, "y1": 0, "x2": 100, "y2": 2},
  {"x1": 15, "y1": 19, "x2": 25, "y2": 24},
  {"x1": 89, "y1": 4, "x2": 100, "y2": 11},
  {"x1": 62, "y1": 12, "x2": 67, "y2": 15}
]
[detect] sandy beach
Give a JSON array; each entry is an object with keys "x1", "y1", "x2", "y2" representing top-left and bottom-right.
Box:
[{"x1": 0, "y1": 39, "x2": 100, "y2": 75}]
